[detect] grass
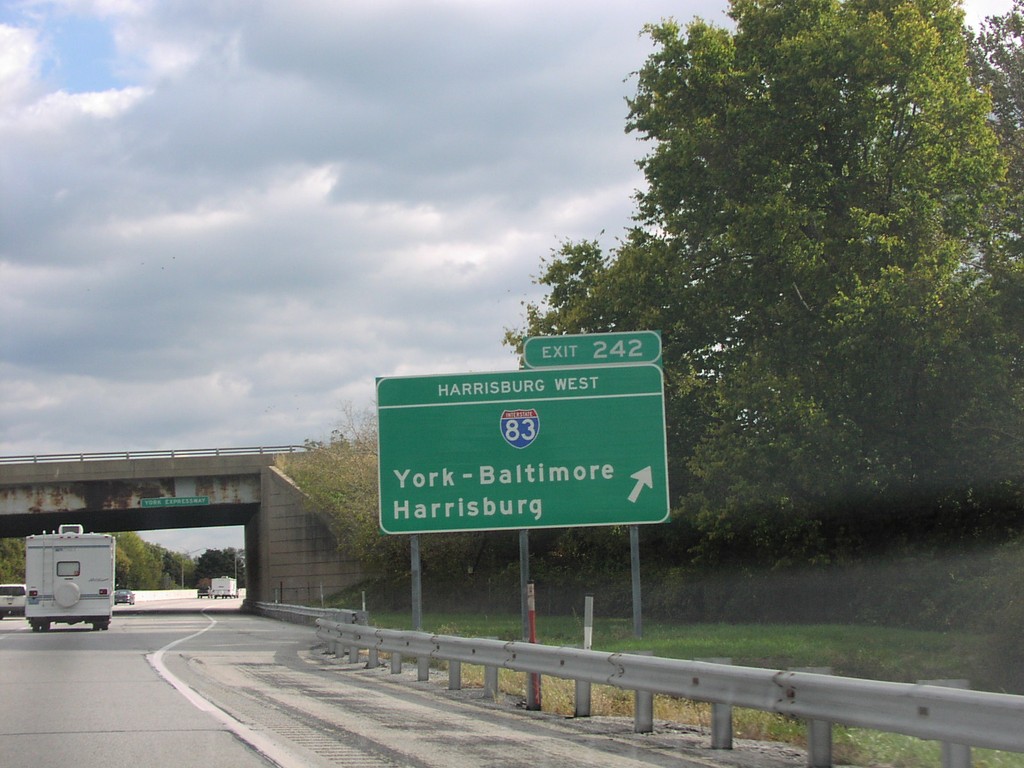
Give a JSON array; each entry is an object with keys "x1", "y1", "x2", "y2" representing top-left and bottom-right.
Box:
[
  {"x1": 370, "y1": 611, "x2": 978, "y2": 682},
  {"x1": 360, "y1": 611, "x2": 1021, "y2": 768}
]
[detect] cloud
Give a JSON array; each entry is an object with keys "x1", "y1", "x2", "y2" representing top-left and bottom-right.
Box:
[
  {"x1": 1, "y1": 0, "x2": 1007, "y2": 552},
  {"x1": 0, "y1": 24, "x2": 42, "y2": 110},
  {"x1": 1, "y1": 0, "x2": 1006, "y2": 467}
]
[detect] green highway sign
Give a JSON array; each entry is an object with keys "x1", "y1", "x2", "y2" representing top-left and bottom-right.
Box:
[
  {"x1": 376, "y1": 364, "x2": 669, "y2": 534},
  {"x1": 523, "y1": 331, "x2": 662, "y2": 369},
  {"x1": 140, "y1": 496, "x2": 210, "y2": 508}
]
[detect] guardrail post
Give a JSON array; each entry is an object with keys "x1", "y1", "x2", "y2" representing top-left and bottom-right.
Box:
[
  {"x1": 920, "y1": 679, "x2": 971, "y2": 768},
  {"x1": 418, "y1": 656, "x2": 430, "y2": 682},
  {"x1": 368, "y1": 646, "x2": 379, "y2": 668},
  {"x1": 344, "y1": 611, "x2": 363, "y2": 663},
  {"x1": 575, "y1": 675, "x2": 592, "y2": 718},
  {"x1": 449, "y1": 660, "x2": 462, "y2": 691},
  {"x1": 483, "y1": 637, "x2": 499, "y2": 699},
  {"x1": 634, "y1": 651, "x2": 654, "y2": 733},
  {"x1": 698, "y1": 658, "x2": 733, "y2": 749},
  {"x1": 807, "y1": 717, "x2": 831, "y2": 768},
  {"x1": 797, "y1": 667, "x2": 833, "y2": 768},
  {"x1": 712, "y1": 697, "x2": 733, "y2": 749},
  {"x1": 485, "y1": 664, "x2": 499, "y2": 699},
  {"x1": 391, "y1": 651, "x2": 402, "y2": 674}
]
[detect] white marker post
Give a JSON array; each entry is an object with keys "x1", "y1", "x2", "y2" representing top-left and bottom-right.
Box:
[
  {"x1": 575, "y1": 594, "x2": 594, "y2": 717},
  {"x1": 583, "y1": 594, "x2": 594, "y2": 650}
]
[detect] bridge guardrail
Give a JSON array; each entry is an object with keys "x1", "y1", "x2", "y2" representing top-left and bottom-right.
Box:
[
  {"x1": 0, "y1": 445, "x2": 306, "y2": 464},
  {"x1": 315, "y1": 619, "x2": 1024, "y2": 762}
]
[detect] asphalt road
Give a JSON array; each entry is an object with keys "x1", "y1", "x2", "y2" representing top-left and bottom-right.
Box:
[
  {"x1": 0, "y1": 599, "x2": 807, "y2": 768},
  {"x1": 0, "y1": 598, "x2": 273, "y2": 768}
]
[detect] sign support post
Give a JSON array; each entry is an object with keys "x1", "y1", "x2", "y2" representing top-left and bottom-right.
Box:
[
  {"x1": 630, "y1": 525, "x2": 642, "y2": 638},
  {"x1": 410, "y1": 534, "x2": 422, "y2": 631},
  {"x1": 411, "y1": 534, "x2": 429, "y2": 681}
]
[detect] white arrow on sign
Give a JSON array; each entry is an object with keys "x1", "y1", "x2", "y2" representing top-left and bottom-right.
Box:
[{"x1": 628, "y1": 466, "x2": 653, "y2": 503}]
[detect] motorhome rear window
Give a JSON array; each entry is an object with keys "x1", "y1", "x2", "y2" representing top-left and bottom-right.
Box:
[
  {"x1": 56, "y1": 561, "x2": 81, "y2": 577},
  {"x1": 0, "y1": 585, "x2": 25, "y2": 596}
]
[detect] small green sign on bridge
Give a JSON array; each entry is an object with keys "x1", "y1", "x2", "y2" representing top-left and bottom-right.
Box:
[{"x1": 140, "y1": 496, "x2": 210, "y2": 508}]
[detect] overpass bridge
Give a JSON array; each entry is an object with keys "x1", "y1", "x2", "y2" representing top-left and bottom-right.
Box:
[{"x1": 0, "y1": 447, "x2": 363, "y2": 605}]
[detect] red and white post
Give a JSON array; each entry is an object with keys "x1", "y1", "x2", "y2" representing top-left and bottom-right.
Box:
[{"x1": 526, "y1": 581, "x2": 542, "y2": 710}]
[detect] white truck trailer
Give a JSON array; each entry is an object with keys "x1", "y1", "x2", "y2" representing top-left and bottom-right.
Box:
[
  {"x1": 210, "y1": 576, "x2": 237, "y2": 598},
  {"x1": 25, "y1": 524, "x2": 116, "y2": 632}
]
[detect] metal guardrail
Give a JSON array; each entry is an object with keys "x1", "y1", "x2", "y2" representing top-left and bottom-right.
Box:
[
  {"x1": 315, "y1": 620, "x2": 1024, "y2": 759},
  {"x1": 0, "y1": 445, "x2": 306, "y2": 465},
  {"x1": 252, "y1": 602, "x2": 367, "y2": 627}
]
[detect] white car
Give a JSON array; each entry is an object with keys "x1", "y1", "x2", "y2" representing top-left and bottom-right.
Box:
[{"x1": 0, "y1": 584, "x2": 27, "y2": 619}]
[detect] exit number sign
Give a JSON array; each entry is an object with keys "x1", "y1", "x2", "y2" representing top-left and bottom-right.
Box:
[{"x1": 523, "y1": 331, "x2": 661, "y2": 369}]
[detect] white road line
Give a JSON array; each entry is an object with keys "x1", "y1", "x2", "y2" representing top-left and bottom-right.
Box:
[{"x1": 147, "y1": 611, "x2": 306, "y2": 768}]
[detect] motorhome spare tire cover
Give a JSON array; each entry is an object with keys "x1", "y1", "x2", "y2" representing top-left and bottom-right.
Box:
[{"x1": 54, "y1": 581, "x2": 81, "y2": 608}]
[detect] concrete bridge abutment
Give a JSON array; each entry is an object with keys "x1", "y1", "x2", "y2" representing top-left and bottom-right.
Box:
[{"x1": 256, "y1": 466, "x2": 363, "y2": 606}]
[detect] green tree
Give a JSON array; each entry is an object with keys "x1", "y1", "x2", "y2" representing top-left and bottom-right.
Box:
[
  {"x1": 0, "y1": 538, "x2": 26, "y2": 583},
  {"x1": 970, "y1": 0, "x2": 1023, "y2": 245},
  {"x1": 113, "y1": 532, "x2": 165, "y2": 589},
  {"x1": 515, "y1": 0, "x2": 1021, "y2": 565},
  {"x1": 965, "y1": 0, "x2": 1024, "y2": 488},
  {"x1": 161, "y1": 549, "x2": 193, "y2": 589},
  {"x1": 194, "y1": 548, "x2": 245, "y2": 586}
]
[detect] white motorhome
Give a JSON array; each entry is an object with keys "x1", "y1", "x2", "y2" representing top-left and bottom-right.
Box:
[
  {"x1": 25, "y1": 525, "x2": 116, "y2": 632},
  {"x1": 210, "y1": 576, "x2": 237, "y2": 599}
]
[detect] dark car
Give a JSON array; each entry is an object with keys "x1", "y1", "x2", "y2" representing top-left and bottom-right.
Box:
[
  {"x1": 197, "y1": 584, "x2": 211, "y2": 598},
  {"x1": 114, "y1": 589, "x2": 135, "y2": 605}
]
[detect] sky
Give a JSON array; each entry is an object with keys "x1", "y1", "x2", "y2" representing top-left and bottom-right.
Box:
[{"x1": 0, "y1": 0, "x2": 1012, "y2": 553}]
